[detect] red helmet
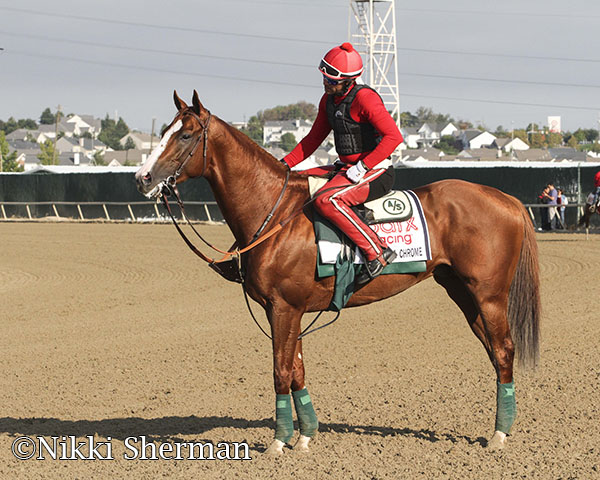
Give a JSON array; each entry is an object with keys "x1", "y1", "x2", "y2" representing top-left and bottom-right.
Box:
[{"x1": 318, "y1": 42, "x2": 363, "y2": 81}]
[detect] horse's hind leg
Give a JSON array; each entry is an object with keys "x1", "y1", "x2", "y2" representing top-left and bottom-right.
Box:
[{"x1": 433, "y1": 266, "x2": 515, "y2": 449}]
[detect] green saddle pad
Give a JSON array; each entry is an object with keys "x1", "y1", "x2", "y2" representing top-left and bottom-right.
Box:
[{"x1": 314, "y1": 215, "x2": 426, "y2": 311}]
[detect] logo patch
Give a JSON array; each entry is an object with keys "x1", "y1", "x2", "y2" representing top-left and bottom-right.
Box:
[{"x1": 382, "y1": 197, "x2": 408, "y2": 216}]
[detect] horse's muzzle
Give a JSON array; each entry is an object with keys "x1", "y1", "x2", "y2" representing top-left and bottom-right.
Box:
[{"x1": 135, "y1": 172, "x2": 153, "y2": 194}]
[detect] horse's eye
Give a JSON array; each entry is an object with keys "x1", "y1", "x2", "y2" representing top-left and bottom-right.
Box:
[{"x1": 181, "y1": 133, "x2": 192, "y2": 140}]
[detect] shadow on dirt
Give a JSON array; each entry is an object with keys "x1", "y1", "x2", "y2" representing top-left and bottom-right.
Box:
[{"x1": 0, "y1": 416, "x2": 487, "y2": 452}]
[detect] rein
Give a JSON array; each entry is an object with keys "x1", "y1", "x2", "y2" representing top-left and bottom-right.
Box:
[{"x1": 156, "y1": 110, "x2": 342, "y2": 340}]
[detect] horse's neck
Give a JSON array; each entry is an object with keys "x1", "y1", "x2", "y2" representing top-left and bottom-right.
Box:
[{"x1": 205, "y1": 119, "x2": 296, "y2": 244}]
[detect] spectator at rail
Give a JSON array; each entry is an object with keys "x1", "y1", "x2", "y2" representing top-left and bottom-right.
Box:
[
  {"x1": 538, "y1": 185, "x2": 549, "y2": 231},
  {"x1": 540, "y1": 182, "x2": 558, "y2": 230},
  {"x1": 557, "y1": 188, "x2": 567, "y2": 229}
]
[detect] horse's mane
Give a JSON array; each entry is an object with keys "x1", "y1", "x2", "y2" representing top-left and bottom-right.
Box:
[{"x1": 212, "y1": 113, "x2": 310, "y2": 195}]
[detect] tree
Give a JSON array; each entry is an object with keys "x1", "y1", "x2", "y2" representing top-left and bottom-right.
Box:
[
  {"x1": 437, "y1": 135, "x2": 464, "y2": 155},
  {"x1": 529, "y1": 132, "x2": 546, "y2": 149},
  {"x1": 124, "y1": 137, "x2": 136, "y2": 150},
  {"x1": 92, "y1": 150, "x2": 106, "y2": 166},
  {"x1": 0, "y1": 131, "x2": 21, "y2": 172},
  {"x1": 261, "y1": 101, "x2": 317, "y2": 122},
  {"x1": 546, "y1": 132, "x2": 563, "y2": 148},
  {"x1": 280, "y1": 133, "x2": 297, "y2": 152},
  {"x1": 38, "y1": 139, "x2": 57, "y2": 165},
  {"x1": 400, "y1": 111, "x2": 419, "y2": 127},
  {"x1": 1, "y1": 117, "x2": 19, "y2": 135},
  {"x1": 513, "y1": 129, "x2": 528, "y2": 144},
  {"x1": 414, "y1": 106, "x2": 453, "y2": 126},
  {"x1": 494, "y1": 125, "x2": 509, "y2": 138},
  {"x1": 566, "y1": 135, "x2": 578, "y2": 149},
  {"x1": 240, "y1": 115, "x2": 264, "y2": 145},
  {"x1": 39, "y1": 108, "x2": 55, "y2": 125},
  {"x1": 586, "y1": 143, "x2": 600, "y2": 153},
  {"x1": 39, "y1": 107, "x2": 62, "y2": 125},
  {"x1": 98, "y1": 115, "x2": 130, "y2": 150},
  {"x1": 583, "y1": 128, "x2": 599, "y2": 143}
]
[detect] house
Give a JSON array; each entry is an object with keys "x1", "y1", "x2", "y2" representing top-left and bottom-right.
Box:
[
  {"x1": 549, "y1": 147, "x2": 586, "y2": 162},
  {"x1": 56, "y1": 136, "x2": 81, "y2": 154},
  {"x1": 264, "y1": 145, "x2": 336, "y2": 169},
  {"x1": 8, "y1": 140, "x2": 42, "y2": 171},
  {"x1": 78, "y1": 137, "x2": 108, "y2": 156},
  {"x1": 119, "y1": 132, "x2": 158, "y2": 151},
  {"x1": 32, "y1": 125, "x2": 58, "y2": 144},
  {"x1": 400, "y1": 127, "x2": 419, "y2": 149},
  {"x1": 457, "y1": 148, "x2": 503, "y2": 161},
  {"x1": 401, "y1": 147, "x2": 445, "y2": 162},
  {"x1": 493, "y1": 137, "x2": 529, "y2": 152},
  {"x1": 65, "y1": 114, "x2": 102, "y2": 137},
  {"x1": 229, "y1": 121, "x2": 247, "y2": 130},
  {"x1": 459, "y1": 129, "x2": 497, "y2": 149},
  {"x1": 5, "y1": 129, "x2": 37, "y2": 142},
  {"x1": 416, "y1": 122, "x2": 458, "y2": 147},
  {"x1": 263, "y1": 119, "x2": 313, "y2": 145},
  {"x1": 56, "y1": 152, "x2": 93, "y2": 167},
  {"x1": 103, "y1": 149, "x2": 147, "y2": 166},
  {"x1": 515, "y1": 149, "x2": 552, "y2": 162}
]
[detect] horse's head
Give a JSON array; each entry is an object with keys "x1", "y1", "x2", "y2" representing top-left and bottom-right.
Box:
[{"x1": 135, "y1": 90, "x2": 211, "y2": 198}]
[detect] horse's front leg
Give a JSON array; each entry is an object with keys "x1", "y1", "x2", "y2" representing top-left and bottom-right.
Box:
[
  {"x1": 264, "y1": 303, "x2": 318, "y2": 455},
  {"x1": 290, "y1": 339, "x2": 318, "y2": 453}
]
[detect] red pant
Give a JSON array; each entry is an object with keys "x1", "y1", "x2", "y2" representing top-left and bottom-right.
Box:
[{"x1": 314, "y1": 168, "x2": 388, "y2": 261}]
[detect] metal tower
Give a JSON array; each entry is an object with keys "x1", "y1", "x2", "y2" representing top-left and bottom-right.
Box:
[{"x1": 349, "y1": 0, "x2": 400, "y2": 127}]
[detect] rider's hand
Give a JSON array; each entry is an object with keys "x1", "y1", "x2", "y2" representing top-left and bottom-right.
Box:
[{"x1": 346, "y1": 161, "x2": 367, "y2": 183}]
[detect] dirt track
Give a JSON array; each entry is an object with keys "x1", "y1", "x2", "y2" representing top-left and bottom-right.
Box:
[{"x1": 1, "y1": 223, "x2": 598, "y2": 479}]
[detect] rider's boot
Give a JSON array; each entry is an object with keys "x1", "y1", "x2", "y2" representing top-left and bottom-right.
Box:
[{"x1": 355, "y1": 247, "x2": 397, "y2": 286}]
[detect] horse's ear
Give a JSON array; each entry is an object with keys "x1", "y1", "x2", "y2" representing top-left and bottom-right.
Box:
[
  {"x1": 173, "y1": 90, "x2": 188, "y2": 112},
  {"x1": 192, "y1": 90, "x2": 205, "y2": 115}
]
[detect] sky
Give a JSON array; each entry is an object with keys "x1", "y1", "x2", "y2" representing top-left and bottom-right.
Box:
[{"x1": 1, "y1": 0, "x2": 600, "y2": 134}]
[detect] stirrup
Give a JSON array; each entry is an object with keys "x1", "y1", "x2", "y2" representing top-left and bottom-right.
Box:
[{"x1": 355, "y1": 247, "x2": 397, "y2": 286}]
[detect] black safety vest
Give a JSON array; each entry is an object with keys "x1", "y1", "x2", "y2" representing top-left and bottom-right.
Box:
[{"x1": 326, "y1": 84, "x2": 382, "y2": 156}]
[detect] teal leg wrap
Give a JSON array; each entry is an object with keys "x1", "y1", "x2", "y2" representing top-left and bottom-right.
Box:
[
  {"x1": 275, "y1": 394, "x2": 294, "y2": 444},
  {"x1": 495, "y1": 381, "x2": 517, "y2": 434},
  {"x1": 292, "y1": 388, "x2": 319, "y2": 438}
]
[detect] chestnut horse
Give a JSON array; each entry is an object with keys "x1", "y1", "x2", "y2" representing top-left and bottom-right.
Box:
[{"x1": 135, "y1": 91, "x2": 541, "y2": 454}]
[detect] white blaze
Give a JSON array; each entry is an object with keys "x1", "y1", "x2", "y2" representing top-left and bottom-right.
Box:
[{"x1": 136, "y1": 119, "x2": 183, "y2": 179}]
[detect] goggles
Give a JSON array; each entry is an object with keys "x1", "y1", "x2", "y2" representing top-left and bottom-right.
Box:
[
  {"x1": 322, "y1": 74, "x2": 343, "y2": 85},
  {"x1": 318, "y1": 59, "x2": 362, "y2": 80}
]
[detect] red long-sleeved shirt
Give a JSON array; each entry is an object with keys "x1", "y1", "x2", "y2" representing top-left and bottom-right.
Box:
[
  {"x1": 283, "y1": 85, "x2": 403, "y2": 169},
  {"x1": 595, "y1": 170, "x2": 600, "y2": 187}
]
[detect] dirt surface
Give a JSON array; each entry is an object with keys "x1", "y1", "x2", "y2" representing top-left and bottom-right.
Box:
[{"x1": 1, "y1": 222, "x2": 598, "y2": 479}]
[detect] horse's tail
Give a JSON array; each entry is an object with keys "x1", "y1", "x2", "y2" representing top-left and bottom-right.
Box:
[{"x1": 508, "y1": 207, "x2": 541, "y2": 370}]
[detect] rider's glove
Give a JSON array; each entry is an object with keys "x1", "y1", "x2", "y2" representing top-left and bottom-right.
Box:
[{"x1": 346, "y1": 161, "x2": 367, "y2": 183}]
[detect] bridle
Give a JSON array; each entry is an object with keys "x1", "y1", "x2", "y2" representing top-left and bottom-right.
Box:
[
  {"x1": 157, "y1": 108, "x2": 291, "y2": 264},
  {"x1": 162, "y1": 110, "x2": 212, "y2": 192}
]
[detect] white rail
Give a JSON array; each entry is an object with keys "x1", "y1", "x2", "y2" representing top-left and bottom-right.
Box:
[{"x1": 0, "y1": 200, "x2": 222, "y2": 223}]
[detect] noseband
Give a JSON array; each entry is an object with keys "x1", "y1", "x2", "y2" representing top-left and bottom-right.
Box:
[{"x1": 164, "y1": 110, "x2": 212, "y2": 191}]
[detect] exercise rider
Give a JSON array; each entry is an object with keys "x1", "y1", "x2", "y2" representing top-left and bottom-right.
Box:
[{"x1": 281, "y1": 42, "x2": 404, "y2": 286}]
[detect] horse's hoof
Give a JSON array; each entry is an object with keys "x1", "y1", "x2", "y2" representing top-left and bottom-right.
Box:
[
  {"x1": 264, "y1": 439, "x2": 285, "y2": 456},
  {"x1": 293, "y1": 435, "x2": 311, "y2": 452},
  {"x1": 487, "y1": 430, "x2": 507, "y2": 450}
]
